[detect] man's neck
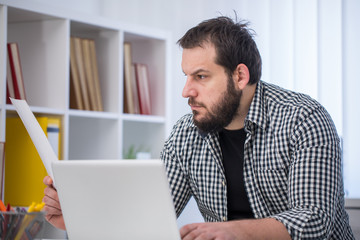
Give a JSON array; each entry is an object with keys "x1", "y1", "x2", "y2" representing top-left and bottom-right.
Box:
[{"x1": 225, "y1": 83, "x2": 257, "y2": 130}]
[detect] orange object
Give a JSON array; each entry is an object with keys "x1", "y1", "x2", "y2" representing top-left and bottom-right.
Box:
[{"x1": 0, "y1": 200, "x2": 6, "y2": 211}]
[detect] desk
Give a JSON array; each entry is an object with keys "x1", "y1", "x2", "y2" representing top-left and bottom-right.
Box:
[{"x1": 345, "y1": 198, "x2": 360, "y2": 239}]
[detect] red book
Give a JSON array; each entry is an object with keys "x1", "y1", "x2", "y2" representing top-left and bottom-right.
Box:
[
  {"x1": 7, "y1": 43, "x2": 26, "y2": 101},
  {"x1": 6, "y1": 47, "x2": 15, "y2": 103},
  {"x1": 6, "y1": 78, "x2": 11, "y2": 104},
  {"x1": 135, "y1": 63, "x2": 151, "y2": 115}
]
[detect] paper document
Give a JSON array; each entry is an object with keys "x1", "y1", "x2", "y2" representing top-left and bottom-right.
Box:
[{"x1": 10, "y1": 98, "x2": 58, "y2": 185}]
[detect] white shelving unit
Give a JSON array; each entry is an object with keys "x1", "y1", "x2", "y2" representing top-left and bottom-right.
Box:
[{"x1": 0, "y1": 0, "x2": 172, "y2": 160}]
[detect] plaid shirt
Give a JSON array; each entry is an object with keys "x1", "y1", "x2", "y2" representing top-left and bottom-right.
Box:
[{"x1": 161, "y1": 81, "x2": 354, "y2": 239}]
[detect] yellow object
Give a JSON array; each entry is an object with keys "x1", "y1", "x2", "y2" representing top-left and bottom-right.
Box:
[
  {"x1": 5, "y1": 117, "x2": 49, "y2": 206},
  {"x1": 27, "y1": 201, "x2": 44, "y2": 212},
  {"x1": 47, "y1": 116, "x2": 62, "y2": 159},
  {"x1": 34, "y1": 202, "x2": 45, "y2": 212},
  {"x1": 27, "y1": 201, "x2": 36, "y2": 212}
]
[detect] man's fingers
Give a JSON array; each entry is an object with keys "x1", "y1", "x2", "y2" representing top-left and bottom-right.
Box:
[
  {"x1": 43, "y1": 203, "x2": 62, "y2": 216},
  {"x1": 180, "y1": 223, "x2": 200, "y2": 239},
  {"x1": 43, "y1": 195, "x2": 62, "y2": 215},
  {"x1": 43, "y1": 175, "x2": 53, "y2": 186},
  {"x1": 44, "y1": 184, "x2": 59, "y2": 201},
  {"x1": 43, "y1": 182, "x2": 62, "y2": 216}
]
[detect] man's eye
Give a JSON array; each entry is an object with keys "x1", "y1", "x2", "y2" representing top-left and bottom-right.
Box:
[{"x1": 197, "y1": 75, "x2": 206, "y2": 79}]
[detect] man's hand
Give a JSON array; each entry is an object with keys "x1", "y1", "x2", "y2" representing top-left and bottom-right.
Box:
[
  {"x1": 180, "y1": 222, "x2": 241, "y2": 240},
  {"x1": 43, "y1": 176, "x2": 66, "y2": 230},
  {"x1": 180, "y1": 218, "x2": 291, "y2": 240}
]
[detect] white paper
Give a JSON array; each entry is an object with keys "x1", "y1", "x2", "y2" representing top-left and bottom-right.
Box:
[{"x1": 10, "y1": 98, "x2": 58, "y2": 186}]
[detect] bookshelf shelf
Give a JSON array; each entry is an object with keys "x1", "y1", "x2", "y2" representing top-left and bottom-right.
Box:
[
  {"x1": 5, "y1": 105, "x2": 66, "y2": 116},
  {"x1": 0, "y1": 1, "x2": 171, "y2": 162},
  {"x1": 69, "y1": 109, "x2": 119, "y2": 120},
  {"x1": 122, "y1": 114, "x2": 166, "y2": 124}
]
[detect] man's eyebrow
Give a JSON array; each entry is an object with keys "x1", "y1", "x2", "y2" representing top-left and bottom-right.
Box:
[{"x1": 184, "y1": 69, "x2": 210, "y2": 76}]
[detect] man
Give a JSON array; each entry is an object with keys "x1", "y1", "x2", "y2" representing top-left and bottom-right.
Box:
[{"x1": 43, "y1": 16, "x2": 354, "y2": 239}]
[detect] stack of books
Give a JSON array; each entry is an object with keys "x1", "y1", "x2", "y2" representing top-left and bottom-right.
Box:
[
  {"x1": 69, "y1": 37, "x2": 103, "y2": 111},
  {"x1": 123, "y1": 42, "x2": 152, "y2": 115}
]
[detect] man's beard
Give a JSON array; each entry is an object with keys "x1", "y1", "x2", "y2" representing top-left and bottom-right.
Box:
[{"x1": 190, "y1": 78, "x2": 242, "y2": 134}]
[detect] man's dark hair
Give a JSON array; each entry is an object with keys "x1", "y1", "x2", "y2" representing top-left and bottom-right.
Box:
[{"x1": 177, "y1": 16, "x2": 262, "y2": 85}]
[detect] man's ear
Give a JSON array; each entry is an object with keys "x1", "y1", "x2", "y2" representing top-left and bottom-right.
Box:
[{"x1": 233, "y1": 63, "x2": 250, "y2": 90}]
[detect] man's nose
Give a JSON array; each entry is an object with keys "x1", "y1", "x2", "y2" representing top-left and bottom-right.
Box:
[{"x1": 182, "y1": 78, "x2": 197, "y2": 98}]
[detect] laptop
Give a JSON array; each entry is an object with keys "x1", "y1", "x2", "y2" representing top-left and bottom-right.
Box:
[
  {"x1": 9, "y1": 98, "x2": 180, "y2": 239},
  {"x1": 52, "y1": 159, "x2": 181, "y2": 240}
]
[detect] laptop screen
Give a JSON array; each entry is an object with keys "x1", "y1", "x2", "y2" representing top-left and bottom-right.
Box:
[{"x1": 52, "y1": 159, "x2": 180, "y2": 240}]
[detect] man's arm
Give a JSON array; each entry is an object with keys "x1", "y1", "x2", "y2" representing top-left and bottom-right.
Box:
[
  {"x1": 180, "y1": 218, "x2": 291, "y2": 240},
  {"x1": 43, "y1": 176, "x2": 66, "y2": 230}
]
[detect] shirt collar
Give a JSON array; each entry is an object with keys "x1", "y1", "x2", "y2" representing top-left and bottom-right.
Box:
[{"x1": 244, "y1": 80, "x2": 268, "y2": 131}]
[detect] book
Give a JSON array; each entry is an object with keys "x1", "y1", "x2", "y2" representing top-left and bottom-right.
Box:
[
  {"x1": 89, "y1": 39, "x2": 103, "y2": 111},
  {"x1": 135, "y1": 63, "x2": 152, "y2": 115},
  {"x1": 0, "y1": 142, "x2": 5, "y2": 200},
  {"x1": 131, "y1": 63, "x2": 140, "y2": 114},
  {"x1": 47, "y1": 117, "x2": 61, "y2": 160},
  {"x1": 5, "y1": 116, "x2": 61, "y2": 206},
  {"x1": 6, "y1": 51, "x2": 15, "y2": 103},
  {"x1": 5, "y1": 117, "x2": 48, "y2": 206},
  {"x1": 69, "y1": 37, "x2": 103, "y2": 112},
  {"x1": 6, "y1": 43, "x2": 26, "y2": 103},
  {"x1": 123, "y1": 42, "x2": 136, "y2": 114},
  {"x1": 69, "y1": 37, "x2": 84, "y2": 110},
  {"x1": 82, "y1": 39, "x2": 97, "y2": 111},
  {"x1": 73, "y1": 37, "x2": 91, "y2": 111}
]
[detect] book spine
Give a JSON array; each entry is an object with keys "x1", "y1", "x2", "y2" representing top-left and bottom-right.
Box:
[
  {"x1": 82, "y1": 39, "x2": 97, "y2": 111},
  {"x1": 6, "y1": 49, "x2": 15, "y2": 104},
  {"x1": 131, "y1": 64, "x2": 140, "y2": 114},
  {"x1": 7, "y1": 43, "x2": 21, "y2": 99},
  {"x1": 89, "y1": 40, "x2": 103, "y2": 112},
  {"x1": 74, "y1": 37, "x2": 91, "y2": 111},
  {"x1": 135, "y1": 63, "x2": 151, "y2": 115},
  {"x1": 11, "y1": 43, "x2": 26, "y2": 100},
  {"x1": 6, "y1": 84, "x2": 11, "y2": 104},
  {"x1": 47, "y1": 117, "x2": 61, "y2": 159},
  {"x1": 70, "y1": 37, "x2": 84, "y2": 110},
  {"x1": 123, "y1": 43, "x2": 135, "y2": 114},
  {"x1": 134, "y1": 63, "x2": 143, "y2": 114}
]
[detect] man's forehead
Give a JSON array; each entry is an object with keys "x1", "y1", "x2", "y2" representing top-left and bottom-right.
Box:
[{"x1": 181, "y1": 45, "x2": 217, "y2": 71}]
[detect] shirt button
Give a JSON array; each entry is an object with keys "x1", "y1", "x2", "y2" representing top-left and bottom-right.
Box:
[
  {"x1": 223, "y1": 217, "x2": 226, "y2": 221},
  {"x1": 222, "y1": 180, "x2": 225, "y2": 186}
]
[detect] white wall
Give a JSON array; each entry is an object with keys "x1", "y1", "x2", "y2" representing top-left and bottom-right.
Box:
[
  {"x1": 342, "y1": 0, "x2": 360, "y2": 198},
  {"x1": 32, "y1": 0, "x2": 360, "y2": 222}
]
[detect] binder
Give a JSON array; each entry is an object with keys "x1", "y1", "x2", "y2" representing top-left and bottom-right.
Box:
[{"x1": 5, "y1": 116, "x2": 60, "y2": 206}]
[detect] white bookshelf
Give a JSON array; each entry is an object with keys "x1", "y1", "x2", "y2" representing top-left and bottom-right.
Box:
[{"x1": 0, "y1": 0, "x2": 172, "y2": 160}]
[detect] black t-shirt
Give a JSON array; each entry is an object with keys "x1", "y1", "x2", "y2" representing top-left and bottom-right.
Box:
[{"x1": 219, "y1": 128, "x2": 254, "y2": 220}]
